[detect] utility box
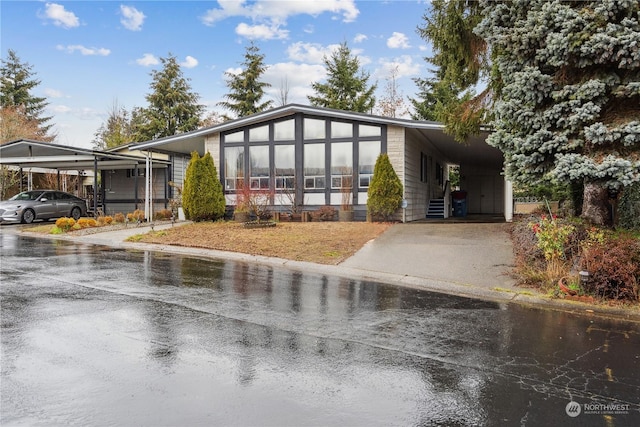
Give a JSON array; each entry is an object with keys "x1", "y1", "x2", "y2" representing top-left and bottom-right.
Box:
[{"x1": 452, "y1": 191, "x2": 468, "y2": 217}]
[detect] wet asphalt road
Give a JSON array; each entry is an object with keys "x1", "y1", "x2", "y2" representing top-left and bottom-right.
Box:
[{"x1": 1, "y1": 233, "x2": 639, "y2": 426}]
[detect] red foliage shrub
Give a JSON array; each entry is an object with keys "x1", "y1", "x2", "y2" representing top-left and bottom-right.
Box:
[{"x1": 580, "y1": 234, "x2": 640, "y2": 301}]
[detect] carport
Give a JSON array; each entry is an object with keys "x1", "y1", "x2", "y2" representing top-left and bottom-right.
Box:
[{"x1": 0, "y1": 139, "x2": 170, "y2": 219}]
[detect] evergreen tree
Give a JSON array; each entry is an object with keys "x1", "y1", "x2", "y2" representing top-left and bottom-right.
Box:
[
  {"x1": 92, "y1": 101, "x2": 134, "y2": 150},
  {"x1": 413, "y1": 0, "x2": 487, "y2": 140},
  {"x1": 0, "y1": 49, "x2": 55, "y2": 141},
  {"x1": 218, "y1": 43, "x2": 273, "y2": 118},
  {"x1": 367, "y1": 153, "x2": 403, "y2": 221},
  {"x1": 134, "y1": 54, "x2": 203, "y2": 141},
  {"x1": 308, "y1": 42, "x2": 377, "y2": 113},
  {"x1": 182, "y1": 151, "x2": 225, "y2": 221},
  {"x1": 419, "y1": 0, "x2": 640, "y2": 225}
]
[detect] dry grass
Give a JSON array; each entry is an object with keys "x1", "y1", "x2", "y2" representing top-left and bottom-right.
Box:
[{"x1": 136, "y1": 221, "x2": 391, "y2": 264}]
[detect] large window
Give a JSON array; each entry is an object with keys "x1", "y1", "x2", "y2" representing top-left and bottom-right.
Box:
[
  {"x1": 249, "y1": 146, "x2": 269, "y2": 189},
  {"x1": 224, "y1": 146, "x2": 244, "y2": 190},
  {"x1": 225, "y1": 130, "x2": 244, "y2": 143},
  {"x1": 275, "y1": 145, "x2": 295, "y2": 189},
  {"x1": 331, "y1": 142, "x2": 353, "y2": 189},
  {"x1": 304, "y1": 143, "x2": 325, "y2": 189},
  {"x1": 249, "y1": 125, "x2": 269, "y2": 142},
  {"x1": 358, "y1": 140, "x2": 380, "y2": 188}
]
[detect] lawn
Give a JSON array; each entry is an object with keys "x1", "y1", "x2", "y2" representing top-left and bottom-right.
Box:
[{"x1": 134, "y1": 221, "x2": 392, "y2": 264}]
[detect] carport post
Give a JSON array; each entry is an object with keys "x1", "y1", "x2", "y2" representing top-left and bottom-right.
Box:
[{"x1": 93, "y1": 157, "x2": 98, "y2": 217}]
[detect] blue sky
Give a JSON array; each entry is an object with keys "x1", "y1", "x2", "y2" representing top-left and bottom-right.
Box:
[{"x1": 2, "y1": 1, "x2": 433, "y2": 148}]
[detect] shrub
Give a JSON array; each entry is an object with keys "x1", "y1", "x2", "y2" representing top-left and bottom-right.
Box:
[
  {"x1": 55, "y1": 217, "x2": 76, "y2": 231},
  {"x1": 96, "y1": 216, "x2": 113, "y2": 226},
  {"x1": 311, "y1": 205, "x2": 337, "y2": 221},
  {"x1": 182, "y1": 151, "x2": 225, "y2": 221},
  {"x1": 367, "y1": 153, "x2": 403, "y2": 221},
  {"x1": 154, "y1": 209, "x2": 173, "y2": 220},
  {"x1": 113, "y1": 213, "x2": 125, "y2": 223},
  {"x1": 580, "y1": 234, "x2": 640, "y2": 302},
  {"x1": 127, "y1": 209, "x2": 145, "y2": 222},
  {"x1": 78, "y1": 218, "x2": 97, "y2": 228}
]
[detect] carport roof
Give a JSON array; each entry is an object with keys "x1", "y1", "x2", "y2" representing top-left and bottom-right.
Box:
[
  {"x1": 0, "y1": 139, "x2": 170, "y2": 171},
  {"x1": 130, "y1": 103, "x2": 503, "y2": 170}
]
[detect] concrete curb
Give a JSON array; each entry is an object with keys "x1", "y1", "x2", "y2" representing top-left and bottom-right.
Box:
[{"x1": 15, "y1": 223, "x2": 640, "y2": 323}]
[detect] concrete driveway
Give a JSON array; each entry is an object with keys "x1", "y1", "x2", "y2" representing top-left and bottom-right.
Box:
[{"x1": 341, "y1": 222, "x2": 517, "y2": 290}]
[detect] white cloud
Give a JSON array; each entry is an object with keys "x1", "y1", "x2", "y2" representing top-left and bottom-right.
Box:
[
  {"x1": 56, "y1": 45, "x2": 111, "y2": 56},
  {"x1": 387, "y1": 32, "x2": 410, "y2": 49},
  {"x1": 262, "y1": 62, "x2": 327, "y2": 103},
  {"x1": 224, "y1": 66, "x2": 243, "y2": 76},
  {"x1": 200, "y1": 0, "x2": 359, "y2": 41},
  {"x1": 235, "y1": 22, "x2": 288, "y2": 40},
  {"x1": 136, "y1": 53, "x2": 160, "y2": 66},
  {"x1": 51, "y1": 104, "x2": 72, "y2": 114},
  {"x1": 181, "y1": 56, "x2": 198, "y2": 69},
  {"x1": 374, "y1": 55, "x2": 421, "y2": 80},
  {"x1": 42, "y1": 3, "x2": 80, "y2": 29},
  {"x1": 120, "y1": 5, "x2": 145, "y2": 31},
  {"x1": 353, "y1": 33, "x2": 367, "y2": 43},
  {"x1": 44, "y1": 88, "x2": 64, "y2": 98},
  {"x1": 286, "y1": 42, "x2": 340, "y2": 64}
]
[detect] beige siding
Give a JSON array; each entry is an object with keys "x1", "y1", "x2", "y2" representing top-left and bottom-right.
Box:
[{"x1": 205, "y1": 133, "x2": 221, "y2": 171}]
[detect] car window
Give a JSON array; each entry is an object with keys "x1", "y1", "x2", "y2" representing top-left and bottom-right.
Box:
[
  {"x1": 56, "y1": 192, "x2": 70, "y2": 200},
  {"x1": 42, "y1": 192, "x2": 56, "y2": 201},
  {"x1": 10, "y1": 191, "x2": 44, "y2": 201}
]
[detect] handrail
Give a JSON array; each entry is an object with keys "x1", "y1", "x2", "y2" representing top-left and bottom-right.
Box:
[{"x1": 443, "y1": 180, "x2": 451, "y2": 219}]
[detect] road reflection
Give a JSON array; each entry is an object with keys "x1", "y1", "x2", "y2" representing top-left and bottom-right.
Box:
[{"x1": 1, "y1": 234, "x2": 639, "y2": 426}]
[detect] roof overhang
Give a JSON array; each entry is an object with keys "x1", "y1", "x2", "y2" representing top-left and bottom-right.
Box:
[
  {"x1": 128, "y1": 104, "x2": 503, "y2": 170},
  {"x1": 0, "y1": 139, "x2": 171, "y2": 171}
]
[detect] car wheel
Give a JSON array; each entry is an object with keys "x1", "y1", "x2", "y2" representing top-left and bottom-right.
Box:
[
  {"x1": 21, "y1": 209, "x2": 35, "y2": 224},
  {"x1": 71, "y1": 207, "x2": 81, "y2": 221}
]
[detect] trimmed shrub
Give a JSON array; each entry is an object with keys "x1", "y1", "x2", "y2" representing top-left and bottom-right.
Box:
[
  {"x1": 113, "y1": 213, "x2": 125, "y2": 223},
  {"x1": 127, "y1": 209, "x2": 145, "y2": 222},
  {"x1": 311, "y1": 205, "x2": 337, "y2": 221},
  {"x1": 182, "y1": 151, "x2": 225, "y2": 221},
  {"x1": 97, "y1": 216, "x2": 113, "y2": 226},
  {"x1": 367, "y1": 153, "x2": 403, "y2": 221}
]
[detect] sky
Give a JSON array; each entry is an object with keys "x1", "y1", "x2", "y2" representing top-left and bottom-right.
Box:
[{"x1": 2, "y1": 0, "x2": 434, "y2": 149}]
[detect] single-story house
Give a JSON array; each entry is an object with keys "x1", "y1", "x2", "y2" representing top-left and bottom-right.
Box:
[{"x1": 131, "y1": 104, "x2": 513, "y2": 222}]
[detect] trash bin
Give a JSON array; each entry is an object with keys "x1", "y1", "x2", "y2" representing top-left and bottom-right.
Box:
[{"x1": 452, "y1": 191, "x2": 467, "y2": 217}]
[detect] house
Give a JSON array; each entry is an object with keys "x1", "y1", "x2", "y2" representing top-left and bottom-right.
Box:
[{"x1": 131, "y1": 104, "x2": 512, "y2": 222}]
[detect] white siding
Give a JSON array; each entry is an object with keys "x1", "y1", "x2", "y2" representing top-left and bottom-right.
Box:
[{"x1": 205, "y1": 133, "x2": 221, "y2": 172}]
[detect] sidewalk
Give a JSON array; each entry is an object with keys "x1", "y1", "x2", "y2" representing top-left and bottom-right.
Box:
[{"x1": 16, "y1": 221, "x2": 640, "y2": 321}]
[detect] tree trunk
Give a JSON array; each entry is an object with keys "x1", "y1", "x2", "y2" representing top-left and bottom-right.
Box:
[{"x1": 581, "y1": 181, "x2": 611, "y2": 226}]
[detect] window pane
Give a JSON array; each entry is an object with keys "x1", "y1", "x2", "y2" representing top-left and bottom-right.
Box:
[
  {"x1": 249, "y1": 125, "x2": 269, "y2": 142},
  {"x1": 330, "y1": 142, "x2": 352, "y2": 175},
  {"x1": 250, "y1": 146, "x2": 270, "y2": 180},
  {"x1": 331, "y1": 121, "x2": 352, "y2": 138},
  {"x1": 274, "y1": 119, "x2": 295, "y2": 141},
  {"x1": 304, "y1": 143, "x2": 325, "y2": 189},
  {"x1": 224, "y1": 146, "x2": 244, "y2": 190},
  {"x1": 225, "y1": 130, "x2": 244, "y2": 143},
  {"x1": 304, "y1": 118, "x2": 325, "y2": 140},
  {"x1": 358, "y1": 140, "x2": 380, "y2": 175},
  {"x1": 359, "y1": 124, "x2": 381, "y2": 137},
  {"x1": 275, "y1": 145, "x2": 295, "y2": 189}
]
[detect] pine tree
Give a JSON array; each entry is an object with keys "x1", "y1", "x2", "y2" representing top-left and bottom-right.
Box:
[
  {"x1": 218, "y1": 43, "x2": 273, "y2": 118},
  {"x1": 308, "y1": 42, "x2": 377, "y2": 113},
  {"x1": 134, "y1": 54, "x2": 203, "y2": 141},
  {"x1": 182, "y1": 151, "x2": 225, "y2": 221},
  {"x1": 367, "y1": 153, "x2": 403, "y2": 221},
  {"x1": 0, "y1": 49, "x2": 55, "y2": 141},
  {"x1": 412, "y1": 0, "x2": 487, "y2": 138}
]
